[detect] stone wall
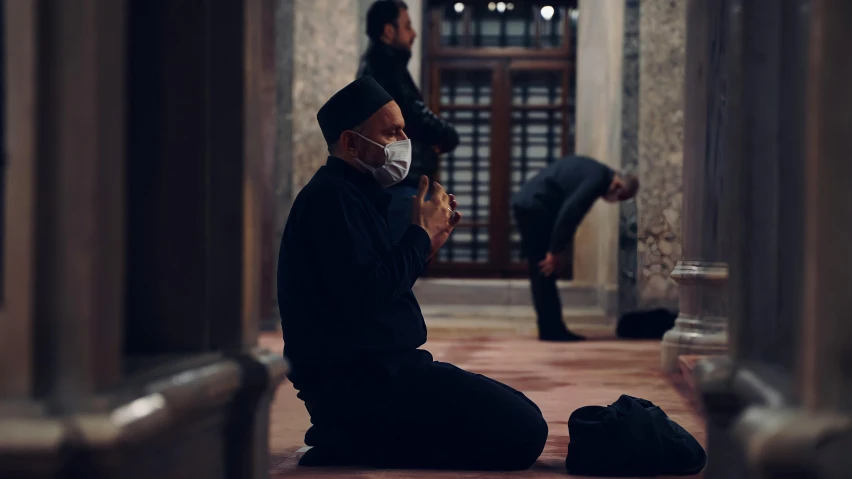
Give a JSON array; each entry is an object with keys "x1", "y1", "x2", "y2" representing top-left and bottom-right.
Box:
[
  {"x1": 636, "y1": 0, "x2": 685, "y2": 309},
  {"x1": 291, "y1": 0, "x2": 361, "y2": 192}
]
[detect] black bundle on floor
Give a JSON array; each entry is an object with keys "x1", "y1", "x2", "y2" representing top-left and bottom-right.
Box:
[
  {"x1": 615, "y1": 308, "x2": 679, "y2": 340},
  {"x1": 565, "y1": 395, "x2": 706, "y2": 476}
]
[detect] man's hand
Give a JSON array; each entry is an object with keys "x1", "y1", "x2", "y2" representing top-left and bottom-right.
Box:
[
  {"x1": 428, "y1": 194, "x2": 461, "y2": 259},
  {"x1": 538, "y1": 251, "x2": 567, "y2": 277},
  {"x1": 410, "y1": 176, "x2": 462, "y2": 257}
]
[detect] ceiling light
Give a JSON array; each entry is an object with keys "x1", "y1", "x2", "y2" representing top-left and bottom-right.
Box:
[
  {"x1": 488, "y1": 2, "x2": 496, "y2": 11},
  {"x1": 454, "y1": 2, "x2": 464, "y2": 13},
  {"x1": 507, "y1": 3, "x2": 515, "y2": 10},
  {"x1": 540, "y1": 5, "x2": 555, "y2": 21},
  {"x1": 569, "y1": 8, "x2": 579, "y2": 21},
  {"x1": 497, "y1": 1, "x2": 506, "y2": 12}
]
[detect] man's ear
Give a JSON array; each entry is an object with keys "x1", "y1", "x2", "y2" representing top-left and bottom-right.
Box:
[
  {"x1": 339, "y1": 131, "x2": 359, "y2": 157},
  {"x1": 382, "y1": 23, "x2": 396, "y2": 42}
]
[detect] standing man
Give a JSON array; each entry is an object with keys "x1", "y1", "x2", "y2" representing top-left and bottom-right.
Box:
[
  {"x1": 358, "y1": 0, "x2": 460, "y2": 241},
  {"x1": 512, "y1": 156, "x2": 640, "y2": 342}
]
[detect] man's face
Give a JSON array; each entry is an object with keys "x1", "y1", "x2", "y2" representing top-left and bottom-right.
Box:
[
  {"x1": 603, "y1": 178, "x2": 624, "y2": 203},
  {"x1": 386, "y1": 8, "x2": 416, "y2": 50},
  {"x1": 342, "y1": 102, "x2": 407, "y2": 169}
]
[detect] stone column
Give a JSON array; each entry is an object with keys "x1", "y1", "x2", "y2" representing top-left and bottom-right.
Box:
[
  {"x1": 617, "y1": 0, "x2": 641, "y2": 315},
  {"x1": 799, "y1": 0, "x2": 852, "y2": 413},
  {"x1": 291, "y1": 0, "x2": 360, "y2": 191},
  {"x1": 696, "y1": 2, "x2": 852, "y2": 478},
  {"x1": 0, "y1": 2, "x2": 287, "y2": 476},
  {"x1": 636, "y1": 0, "x2": 686, "y2": 311},
  {"x1": 659, "y1": 0, "x2": 729, "y2": 372},
  {"x1": 573, "y1": 0, "x2": 626, "y2": 316}
]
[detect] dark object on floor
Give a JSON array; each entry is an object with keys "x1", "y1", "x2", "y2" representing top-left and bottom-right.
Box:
[
  {"x1": 565, "y1": 394, "x2": 706, "y2": 477},
  {"x1": 616, "y1": 308, "x2": 679, "y2": 339}
]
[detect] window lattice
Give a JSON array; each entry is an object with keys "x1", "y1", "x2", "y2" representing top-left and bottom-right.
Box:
[
  {"x1": 437, "y1": 70, "x2": 493, "y2": 263},
  {"x1": 509, "y1": 70, "x2": 573, "y2": 261}
]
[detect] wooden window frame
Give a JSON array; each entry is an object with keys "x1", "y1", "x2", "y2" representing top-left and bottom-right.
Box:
[
  {"x1": 428, "y1": 1, "x2": 576, "y2": 60},
  {"x1": 427, "y1": 35, "x2": 575, "y2": 278}
]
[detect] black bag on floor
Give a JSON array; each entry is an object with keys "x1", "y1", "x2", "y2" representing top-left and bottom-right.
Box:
[
  {"x1": 565, "y1": 395, "x2": 706, "y2": 477},
  {"x1": 616, "y1": 308, "x2": 678, "y2": 339}
]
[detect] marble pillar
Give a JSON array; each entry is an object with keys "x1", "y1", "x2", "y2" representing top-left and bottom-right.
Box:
[
  {"x1": 660, "y1": 0, "x2": 729, "y2": 372},
  {"x1": 617, "y1": 0, "x2": 641, "y2": 315},
  {"x1": 573, "y1": 0, "x2": 625, "y2": 315},
  {"x1": 636, "y1": 0, "x2": 686, "y2": 310},
  {"x1": 695, "y1": 2, "x2": 852, "y2": 478},
  {"x1": 799, "y1": 0, "x2": 852, "y2": 414},
  {"x1": 291, "y1": 0, "x2": 360, "y2": 192},
  {"x1": 0, "y1": 2, "x2": 287, "y2": 476}
]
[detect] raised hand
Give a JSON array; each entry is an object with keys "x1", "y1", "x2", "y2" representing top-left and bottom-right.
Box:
[
  {"x1": 411, "y1": 175, "x2": 451, "y2": 238},
  {"x1": 410, "y1": 176, "x2": 462, "y2": 257},
  {"x1": 428, "y1": 193, "x2": 461, "y2": 259}
]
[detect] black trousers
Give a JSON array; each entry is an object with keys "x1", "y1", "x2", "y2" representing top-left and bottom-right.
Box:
[
  {"x1": 298, "y1": 351, "x2": 548, "y2": 471},
  {"x1": 512, "y1": 206, "x2": 570, "y2": 338}
]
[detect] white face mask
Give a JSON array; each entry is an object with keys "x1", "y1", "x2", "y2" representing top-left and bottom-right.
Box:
[{"x1": 352, "y1": 132, "x2": 412, "y2": 188}]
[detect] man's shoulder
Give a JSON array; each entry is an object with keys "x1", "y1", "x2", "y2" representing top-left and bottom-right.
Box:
[{"x1": 296, "y1": 174, "x2": 355, "y2": 204}]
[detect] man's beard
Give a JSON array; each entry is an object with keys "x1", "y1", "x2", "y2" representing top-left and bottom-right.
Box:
[{"x1": 392, "y1": 35, "x2": 413, "y2": 51}]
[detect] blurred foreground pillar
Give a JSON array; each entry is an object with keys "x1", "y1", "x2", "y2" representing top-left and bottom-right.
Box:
[
  {"x1": 696, "y1": 0, "x2": 852, "y2": 478},
  {"x1": 0, "y1": 1, "x2": 287, "y2": 477},
  {"x1": 660, "y1": 0, "x2": 729, "y2": 372}
]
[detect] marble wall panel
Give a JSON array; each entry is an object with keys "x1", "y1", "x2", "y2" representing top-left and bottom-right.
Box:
[
  {"x1": 291, "y1": 0, "x2": 360, "y2": 193},
  {"x1": 637, "y1": 0, "x2": 686, "y2": 309}
]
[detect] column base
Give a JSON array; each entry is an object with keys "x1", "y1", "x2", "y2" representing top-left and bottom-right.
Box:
[
  {"x1": 661, "y1": 313, "x2": 728, "y2": 373},
  {"x1": 661, "y1": 261, "x2": 729, "y2": 373}
]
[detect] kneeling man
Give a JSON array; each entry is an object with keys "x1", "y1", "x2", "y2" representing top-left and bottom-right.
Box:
[{"x1": 277, "y1": 76, "x2": 548, "y2": 471}]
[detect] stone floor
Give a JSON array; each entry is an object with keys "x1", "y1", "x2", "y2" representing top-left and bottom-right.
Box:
[{"x1": 261, "y1": 333, "x2": 705, "y2": 478}]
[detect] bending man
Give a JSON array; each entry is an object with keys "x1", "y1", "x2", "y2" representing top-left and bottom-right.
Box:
[
  {"x1": 277, "y1": 76, "x2": 548, "y2": 470},
  {"x1": 512, "y1": 156, "x2": 639, "y2": 342}
]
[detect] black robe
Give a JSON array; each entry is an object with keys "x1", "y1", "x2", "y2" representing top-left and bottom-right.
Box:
[{"x1": 277, "y1": 156, "x2": 431, "y2": 389}]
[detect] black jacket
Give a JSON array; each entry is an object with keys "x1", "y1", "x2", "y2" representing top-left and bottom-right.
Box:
[
  {"x1": 512, "y1": 156, "x2": 615, "y2": 254},
  {"x1": 277, "y1": 157, "x2": 431, "y2": 389},
  {"x1": 357, "y1": 42, "x2": 460, "y2": 185}
]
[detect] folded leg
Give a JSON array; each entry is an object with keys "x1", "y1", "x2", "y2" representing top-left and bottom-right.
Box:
[{"x1": 372, "y1": 360, "x2": 548, "y2": 471}]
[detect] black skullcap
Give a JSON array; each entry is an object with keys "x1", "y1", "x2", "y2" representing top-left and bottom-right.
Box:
[{"x1": 317, "y1": 76, "x2": 394, "y2": 145}]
